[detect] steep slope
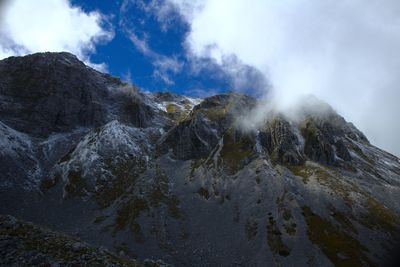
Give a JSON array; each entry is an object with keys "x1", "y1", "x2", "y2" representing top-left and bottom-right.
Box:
[{"x1": 0, "y1": 52, "x2": 399, "y2": 267}]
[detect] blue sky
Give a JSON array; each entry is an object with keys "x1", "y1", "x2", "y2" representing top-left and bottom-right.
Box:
[{"x1": 70, "y1": 0, "x2": 231, "y2": 97}]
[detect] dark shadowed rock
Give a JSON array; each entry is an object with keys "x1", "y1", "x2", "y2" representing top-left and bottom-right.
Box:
[
  {"x1": 300, "y1": 116, "x2": 353, "y2": 165},
  {"x1": 159, "y1": 92, "x2": 256, "y2": 160},
  {"x1": 259, "y1": 116, "x2": 304, "y2": 165},
  {"x1": 0, "y1": 52, "x2": 158, "y2": 137},
  {"x1": 158, "y1": 112, "x2": 220, "y2": 160},
  {"x1": 0, "y1": 52, "x2": 111, "y2": 137}
]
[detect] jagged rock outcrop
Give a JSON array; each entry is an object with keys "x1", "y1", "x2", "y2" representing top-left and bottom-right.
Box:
[
  {"x1": 259, "y1": 116, "x2": 304, "y2": 165},
  {"x1": 300, "y1": 117, "x2": 350, "y2": 165},
  {"x1": 1, "y1": 53, "x2": 400, "y2": 267},
  {"x1": 158, "y1": 112, "x2": 220, "y2": 160},
  {"x1": 159, "y1": 93, "x2": 256, "y2": 160}
]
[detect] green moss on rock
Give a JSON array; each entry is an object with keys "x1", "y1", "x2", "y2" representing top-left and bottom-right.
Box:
[
  {"x1": 302, "y1": 206, "x2": 374, "y2": 267},
  {"x1": 245, "y1": 219, "x2": 258, "y2": 240},
  {"x1": 266, "y1": 216, "x2": 291, "y2": 257},
  {"x1": 362, "y1": 197, "x2": 398, "y2": 233},
  {"x1": 220, "y1": 129, "x2": 254, "y2": 175},
  {"x1": 114, "y1": 197, "x2": 149, "y2": 240},
  {"x1": 197, "y1": 187, "x2": 210, "y2": 200}
]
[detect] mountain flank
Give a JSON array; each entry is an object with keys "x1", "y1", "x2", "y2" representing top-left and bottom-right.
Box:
[{"x1": 1, "y1": 52, "x2": 400, "y2": 267}]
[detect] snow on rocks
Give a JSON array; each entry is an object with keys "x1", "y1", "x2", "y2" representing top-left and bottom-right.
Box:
[{"x1": 57, "y1": 120, "x2": 151, "y2": 198}]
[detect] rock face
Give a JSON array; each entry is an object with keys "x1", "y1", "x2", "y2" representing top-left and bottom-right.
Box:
[
  {"x1": 259, "y1": 116, "x2": 304, "y2": 165},
  {"x1": 1, "y1": 52, "x2": 400, "y2": 267},
  {"x1": 0, "y1": 52, "x2": 109, "y2": 137},
  {"x1": 159, "y1": 92, "x2": 256, "y2": 160}
]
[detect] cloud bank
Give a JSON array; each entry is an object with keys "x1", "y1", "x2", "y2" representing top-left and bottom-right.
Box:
[
  {"x1": 168, "y1": 0, "x2": 400, "y2": 156},
  {"x1": 0, "y1": 0, "x2": 113, "y2": 71}
]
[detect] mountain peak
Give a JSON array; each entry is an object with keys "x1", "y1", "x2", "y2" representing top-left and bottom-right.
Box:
[
  {"x1": 0, "y1": 51, "x2": 83, "y2": 67},
  {"x1": 0, "y1": 52, "x2": 399, "y2": 267}
]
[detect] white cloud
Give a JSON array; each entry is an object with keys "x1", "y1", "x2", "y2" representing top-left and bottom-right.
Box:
[
  {"x1": 121, "y1": 0, "x2": 191, "y2": 32},
  {"x1": 168, "y1": 0, "x2": 400, "y2": 156},
  {"x1": 185, "y1": 87, "x2": 221, "y2": 98},
  {"x1": 126, "y1": 30, "x2": 183, "y2": 85},
  {"x1": 0, "y1": 0, "x2": 113, "y2": 71}
]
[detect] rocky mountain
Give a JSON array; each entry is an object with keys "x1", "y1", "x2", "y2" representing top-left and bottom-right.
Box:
[{"x1": 1, "y1": 52, "x2": 400, "y2": 266}]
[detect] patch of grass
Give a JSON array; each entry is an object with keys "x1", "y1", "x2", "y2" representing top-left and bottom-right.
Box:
[
  {"x1": 96, "y1": 159, "x2": 144, "y2": 208},
  {"x1": 220, "y1": 129, "x2": 254, "y2": 175},
  {"x1": 275, "y1": 193, "x2": 297, "y2": 237},
  {"x1": 197, "y1": 107, "x2": 228, "y2": 121},
  {"x1": 245, "y1": 219, "x2": 258, "y2": 240},
  {"x1": 114, "y1": 197, "x2": 149, "y2": 241},
  {"x1": 281, "y1": 208, "x2": 297, "y2": 236},
  {"x1": 266, "y1": 215, "x2": 291, "y2": 257},
  {"x1": 148, "y1": 168, "x2": 182, "y2": 219},
  {"x1": 362, "y1": 197, "x2": 398, "y2": 233},
  {"x1": 287, "y1": 165, "x2": 311, "y2": 184},
  {"x1": 283, "y1": 223, "x2": 297, "y2": 236},
  {"x1": 329, "y1": 206, "x2": 358, "y2": 235},
  {"x1": 64, "y1": 170, "x2": 89, "y2": 196},
  {"x1": 197, "y1": 187, "x2": 210, "y2": 200},
  {"x1": 40, "y1": 174, "x2": 60, "y2": 191},
  {"x1": 288, "y1": 162, "x2": 399, "y2": 233},
  {"x1": 166, "y1": 103, "x2": 180, "y2": 113},
  {"x1": 166, "y1": 103, "x2": 191, "y2": 122},
  {"x1": 112, "y1": 166, "x2": 184, "y2": 240},
  {"x1": 287, "y1": 163, "x2": 354, "y2": 206},
  {"x1": 302, "y1": 206, "x2": 375, "y2": 267}
]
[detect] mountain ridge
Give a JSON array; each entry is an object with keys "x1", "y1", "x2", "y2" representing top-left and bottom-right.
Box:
[{"x1": 0, "y1": 52, "x2": 399, "y2": 267}]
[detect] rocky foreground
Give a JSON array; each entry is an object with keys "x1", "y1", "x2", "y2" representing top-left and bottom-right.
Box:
[
  {"x1": 0, "y1": 215, "x2": 141, "y2": 266},
  {"x1": 0, "y1": 52, "x2": 400, "y2": 266}
]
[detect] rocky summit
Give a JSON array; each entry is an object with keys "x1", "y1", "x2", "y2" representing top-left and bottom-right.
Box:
[{"x1": 1, "y1": 52, "x2": 400, "y2": 267}]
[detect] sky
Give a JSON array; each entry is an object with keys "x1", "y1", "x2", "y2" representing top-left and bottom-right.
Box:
[{"x1": 0, "y1": 0, "x2": 399, "y2": 157}]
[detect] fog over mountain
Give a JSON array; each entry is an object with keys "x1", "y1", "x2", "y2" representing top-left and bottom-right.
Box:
[
  {"x1": 167, "y1": 0, "x2": 400, "y2": 157},
  {"x1": 1, "y1": 1, "x2": 400, "y2": 266}
]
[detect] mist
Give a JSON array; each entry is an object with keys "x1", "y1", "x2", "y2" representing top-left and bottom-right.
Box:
[{"x1": 168, "y1": 0, "x2": 400, "y2": 156}]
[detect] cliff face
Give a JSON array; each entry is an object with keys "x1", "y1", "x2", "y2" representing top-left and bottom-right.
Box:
[{"x1": 1, "y1": 52, "x2": 400, "y2": 267}]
